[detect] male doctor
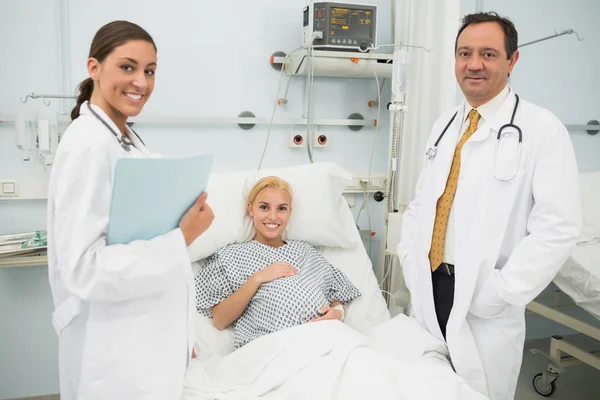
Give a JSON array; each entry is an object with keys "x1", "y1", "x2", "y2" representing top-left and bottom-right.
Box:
[{"x1": 397, "y1": 12, "x2": 582, "y2": 399}]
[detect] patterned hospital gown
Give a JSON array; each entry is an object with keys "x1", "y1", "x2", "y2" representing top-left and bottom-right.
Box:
[{"x1": 194, "y1": 240, "x2": 361, "y2": 349}]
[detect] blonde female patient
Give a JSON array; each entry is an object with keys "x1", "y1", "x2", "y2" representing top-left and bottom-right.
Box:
[{"x1": 194, "y1": 176, "x2": 361, "y2": 349}]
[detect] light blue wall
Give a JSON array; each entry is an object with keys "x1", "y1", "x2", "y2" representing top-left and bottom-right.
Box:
[
  {"x1": 1, "y1": 1, "x2": 62, "y2": 398},
  {"x1": 0, "y1": 0, "x2": 392, "y2": 398}
]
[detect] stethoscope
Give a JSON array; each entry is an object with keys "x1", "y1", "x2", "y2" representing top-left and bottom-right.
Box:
[
  {"x1": 86, "y1": 102, "x2": 145, "y2": 152},
  {"x1": 425, "y1": 94, "x2": 522, "y2": 182}
]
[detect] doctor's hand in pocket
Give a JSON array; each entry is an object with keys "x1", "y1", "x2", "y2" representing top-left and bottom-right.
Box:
[
  {"x1": 470, "y1": 272, "x2": 508, "y2": 319},
  {"x1": 252, "y1": 262, "x2": 298, "y2": 285},
  {"x1": 180, "y1": 192, "x2": 215, "y2": 246}
]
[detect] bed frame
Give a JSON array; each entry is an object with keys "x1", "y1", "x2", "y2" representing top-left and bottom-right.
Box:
[{"x1": 526, "y1": 300, "x2": 600, "y2": 396}]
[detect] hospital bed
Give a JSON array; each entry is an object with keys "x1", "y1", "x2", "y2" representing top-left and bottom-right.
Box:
[
  {"x1": 180, "y1": 163, "x2": 487, "y2": 400},
  {"x1": 527, "y1": 171, "x2": 600, "y2": 397},
  {"x1": 527, "y1": 243, "x2": 600, "y2": 397}
]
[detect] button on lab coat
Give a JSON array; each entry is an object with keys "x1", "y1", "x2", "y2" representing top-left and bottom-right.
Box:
[
  {"x1": 397, "y1": 89, "x2": 582, "y2": 400},
  {"x1": 47, "y1": 102, "x2": 196, "y2": 399}
]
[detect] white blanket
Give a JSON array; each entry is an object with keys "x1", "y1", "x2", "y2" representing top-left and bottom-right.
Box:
[
  {"x1": 181, "y1": 315, "x2": 487, "y2": 400},
  {"x1": 554, "y1": 242, "x2": 600, "y2": 319}
]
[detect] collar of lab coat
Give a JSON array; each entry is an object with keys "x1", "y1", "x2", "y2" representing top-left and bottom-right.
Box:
[
  {"x1": 80, "y1": 101, "x2": 148, "y2": 153},
  {"x1": 463, "y1": 85, "x2": 510, "y2": 124},
  {"x1": 463, "y1": 85, "x2": 518, "y2": 143},
  {"x1": 80, "y1": 101, "x2": 125, "y2": 136}
]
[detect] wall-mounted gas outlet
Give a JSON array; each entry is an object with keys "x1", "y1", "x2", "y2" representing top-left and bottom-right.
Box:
[
  {"x1": 288, "y1": 132, "x2": 330, "y2": 148},
  {"x1": 313, "y1": 132, "x2": 329, "y2": 148},
  {"x1": 288, "y1": 132, "x2": 306, "y2": 148}
]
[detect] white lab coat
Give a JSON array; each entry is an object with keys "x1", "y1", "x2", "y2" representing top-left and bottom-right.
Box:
[
  {"x1": 397, "y1": 89, "x2": 582, "y2": 400},
  {"x1": 47, "y1": 102, "x2": 196, "y2": 399}
]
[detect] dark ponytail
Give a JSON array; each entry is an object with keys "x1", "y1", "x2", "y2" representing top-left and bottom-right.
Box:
[
  {"x1": 71, "y1": 77, "x2": 94, "y2": 120},
  {"x1": 70, "y1": 20, "x2": 157, "y2": 121}
]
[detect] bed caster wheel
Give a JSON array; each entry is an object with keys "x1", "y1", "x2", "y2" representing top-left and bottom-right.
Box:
[{"x1": 533, "y1": 373, "x2": 556, "y2": 397}]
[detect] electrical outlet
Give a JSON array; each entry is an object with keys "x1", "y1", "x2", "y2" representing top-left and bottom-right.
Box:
[
  {"x1": 288, "y1": 132, "x2": 306, "y2": 148},
  {"x1": 370, "y1": 176, "x2": 384, "y2": 188},
  {"x1": 346, "y1": 177, "x2": 359, "y2": 190},
  {"x1": 355, "y1": 176, "x2": 387, "y2": 190},
  {"x1": 0, "y1": 180, "x2": 19, "y2": 197},
  {"x1": 358, "y1": 177, "x2": 369, "y2": 189},
  {"x1": 375, "y1": 177, "x2": 388, "y2": 189}
]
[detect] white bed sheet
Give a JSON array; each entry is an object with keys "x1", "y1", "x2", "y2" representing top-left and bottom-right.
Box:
[
  {"x1": 554, "y1": 242, "x2": 600, "y2": 319},
  {"x1": 182, "y1": 316, "x2": 486, "y2": 400}
]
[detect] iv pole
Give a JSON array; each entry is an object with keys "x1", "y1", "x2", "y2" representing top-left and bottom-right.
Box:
[{"x1": 519, "y1": 29, "x2": 584, "y2": 48}]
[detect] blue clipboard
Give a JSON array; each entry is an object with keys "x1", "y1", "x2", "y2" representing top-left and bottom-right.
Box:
[{"x1": 107, "y1": 154, "x2": 213, "y2": 245}]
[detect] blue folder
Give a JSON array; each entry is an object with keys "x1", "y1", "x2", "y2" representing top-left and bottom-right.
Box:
[{"x1": 107, "y1": 154, "x2": 213, "y2": 245}]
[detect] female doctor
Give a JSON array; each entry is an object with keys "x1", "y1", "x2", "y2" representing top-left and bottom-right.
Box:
[{"x1": 47, "y1": 21, "x2": 213, "y2": 399}]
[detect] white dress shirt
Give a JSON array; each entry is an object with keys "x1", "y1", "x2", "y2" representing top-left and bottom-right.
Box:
[{"x1": 443, "y1": 85, "x2": 511, "y2": 265}]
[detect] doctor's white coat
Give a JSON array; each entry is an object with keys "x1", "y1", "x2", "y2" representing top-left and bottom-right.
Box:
[
  {"x1": 397, "y1": 89, "x2": 582, "y2": 399},
  {"x1": 47, "y1": 102, "x2": 196, "y2": 399}
]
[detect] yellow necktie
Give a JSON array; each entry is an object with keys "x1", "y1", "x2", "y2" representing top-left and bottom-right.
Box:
[{"x1": 429, "y1": 109, "x2": 481, "y2": 271}]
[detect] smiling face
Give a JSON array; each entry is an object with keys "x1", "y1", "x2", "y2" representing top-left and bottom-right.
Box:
[
  {"x1": 455, "y1": 21, "x2": 519, "y2": 107},
  {"x1": 88, "y1": 39, "x2": 157, "y2": 132},
  {"x1": 248, "y1": 188, "x2": 292, "y2": 247}
]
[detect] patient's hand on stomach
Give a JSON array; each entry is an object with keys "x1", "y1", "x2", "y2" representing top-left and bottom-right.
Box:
[
  {"x1": 252, "y1": 261, "x2": 321, "y2": 324},
  {"x1": 250, "y1": 261, "x2": 340, "y2": 328}
]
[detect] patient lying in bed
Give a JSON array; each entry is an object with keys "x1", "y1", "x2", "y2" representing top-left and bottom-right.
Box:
[{"x1": 194, "y1": 176, "x2": 361, "y2": 349}]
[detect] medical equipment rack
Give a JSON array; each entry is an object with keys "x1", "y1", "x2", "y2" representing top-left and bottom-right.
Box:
[{"x1": 0, "y1": 232, "x2": 48, "y2": 268}]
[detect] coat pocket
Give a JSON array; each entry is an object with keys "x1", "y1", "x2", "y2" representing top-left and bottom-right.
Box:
[{"x1": 469, "y1": 269, "x2": 509, "y2": 319}]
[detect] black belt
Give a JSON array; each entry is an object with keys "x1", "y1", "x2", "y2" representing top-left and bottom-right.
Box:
[{"x1": 436, "y1": 262, "x2": 455, "y2": 276}]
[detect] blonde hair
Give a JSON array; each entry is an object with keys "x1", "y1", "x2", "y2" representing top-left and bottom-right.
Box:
[{"x1": 247, "y1": 176, "x2": 293, "y2": 205}]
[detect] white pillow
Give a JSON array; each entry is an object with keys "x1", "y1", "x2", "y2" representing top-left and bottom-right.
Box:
[
  {"x1": 187, "y1": 162, "x2": 356, "y2": 262},
  {"x1": 244, "y1": 162, "x2": 357, "y2": 249},
  {"x1": 579, "y1": 171, "x2": 600, "y2": 243},
  {"x1": 186, "y1": 170, "x2": 253, "y2": 263}
]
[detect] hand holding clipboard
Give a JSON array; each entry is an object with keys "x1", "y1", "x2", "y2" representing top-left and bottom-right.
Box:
[
  {"x1": 107, "y1": 154, "x2": 214, "y2": 246},
  {"x1": 179, "y1": 192, "x2": 214, "y2": 246}
]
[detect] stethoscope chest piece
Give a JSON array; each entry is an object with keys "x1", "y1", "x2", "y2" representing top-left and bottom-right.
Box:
[{"x1": 426, "y1": 147, "x2": 438, "y2": 160}]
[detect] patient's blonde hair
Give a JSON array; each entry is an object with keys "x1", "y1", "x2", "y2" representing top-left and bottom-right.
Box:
[{"x1": 247, "y1": 176, "x2": 293, "y2": 206}]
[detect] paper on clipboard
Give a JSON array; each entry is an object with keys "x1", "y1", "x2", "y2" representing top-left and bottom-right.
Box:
[{"x1": 107, "y1": 154, "x2": 213, "y2": 245}]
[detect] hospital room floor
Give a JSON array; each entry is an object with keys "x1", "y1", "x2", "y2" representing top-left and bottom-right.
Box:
[{"x1": 516, "y1": 334, "x2": 600, "y2": 400}]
